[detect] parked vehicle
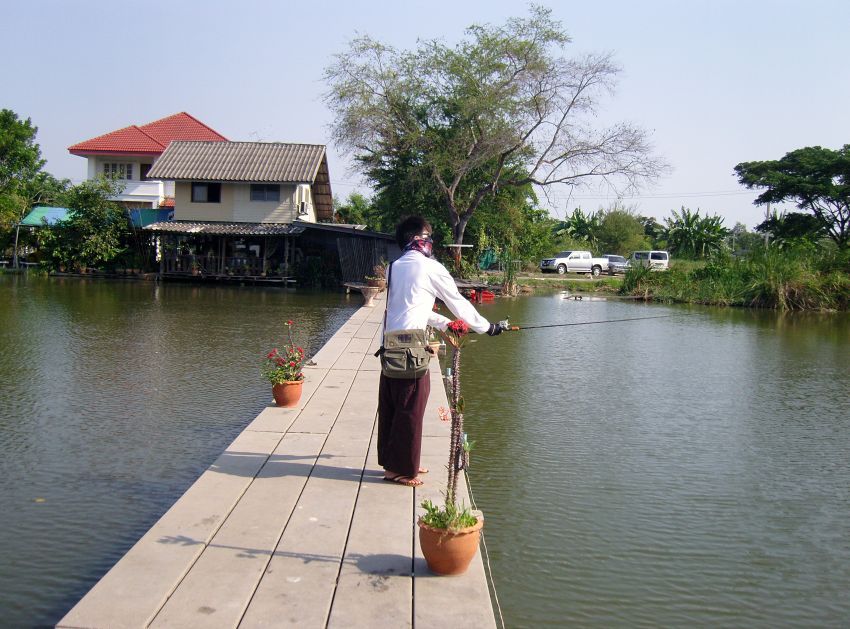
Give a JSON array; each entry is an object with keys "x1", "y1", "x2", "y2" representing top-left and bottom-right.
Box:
[
  {"x1": 602, "y1": 254, "x2": 629, "y2": 275},
  {"x1": 540, "y1": 250, "x2": 609, "y2": 277},
  {"x1": 629, "y1": 250, "x2": 670, "y2": 270}
]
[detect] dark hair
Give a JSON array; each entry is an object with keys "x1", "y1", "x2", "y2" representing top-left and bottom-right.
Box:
[{"x1": 394, "y1": 216, "x2": 432, "y2": 249}]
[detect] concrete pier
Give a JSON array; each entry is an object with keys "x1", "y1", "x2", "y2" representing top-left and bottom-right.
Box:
[{"x1": 58, "y1": 297, "x2": 497, "y2": 628}]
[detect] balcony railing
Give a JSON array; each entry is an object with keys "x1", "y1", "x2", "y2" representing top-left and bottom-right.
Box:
[{"x1": 110, "y1": 180, "x2": 174, "y2": 204}]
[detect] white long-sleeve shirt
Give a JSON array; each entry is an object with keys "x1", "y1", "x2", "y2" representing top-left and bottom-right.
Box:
[{"x1": 382, "y1": 251, "x2": 492, "y2": 335}]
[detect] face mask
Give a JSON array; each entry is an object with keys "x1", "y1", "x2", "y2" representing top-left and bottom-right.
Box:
[{"x1": 404, "y1": 236, "x2": 433, "y2": 258}]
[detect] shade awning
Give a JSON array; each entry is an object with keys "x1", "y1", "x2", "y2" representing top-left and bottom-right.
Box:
[
  {"x1": 128, "y1": 208, "x2": 174, "y2": 228},
  {"x1": 20, "y1": 206, "x2": 70, "y2": 226}
]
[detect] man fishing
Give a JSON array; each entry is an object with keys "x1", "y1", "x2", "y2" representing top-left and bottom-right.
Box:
[{"x1": 378, "y1": 216, "x2": 503, "y2": 487}]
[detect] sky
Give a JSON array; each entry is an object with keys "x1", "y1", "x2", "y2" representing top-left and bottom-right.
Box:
[{"x1": 3, "y1": 0, "x2": 848, "y2": 230}]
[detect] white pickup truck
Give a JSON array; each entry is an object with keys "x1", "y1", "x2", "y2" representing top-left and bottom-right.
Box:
[{"x1": 539, "y1": 250, "x2": 609, "y2": 277}]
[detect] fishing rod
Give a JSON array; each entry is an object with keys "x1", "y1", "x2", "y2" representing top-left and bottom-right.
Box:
[{"x1": 500, "y1": 313, "x2": 694, "y2": 331}]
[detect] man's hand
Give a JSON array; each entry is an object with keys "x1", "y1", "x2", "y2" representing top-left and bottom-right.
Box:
[{"x1": 486, "y1": 322, "x2": 503, "y2": 336}]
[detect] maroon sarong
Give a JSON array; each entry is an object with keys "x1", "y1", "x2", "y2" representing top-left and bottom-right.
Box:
[{"x1": 377, "y1": 372, "x2": 431, "y2": 478}]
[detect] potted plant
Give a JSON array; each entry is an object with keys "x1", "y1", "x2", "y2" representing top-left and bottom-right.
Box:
[
  {"x1": 262, "y1": 320, "x2": 306, "y2": 407},
  {"x1": 418, "y1": 319, "x2": 483, "y2": 575},
  {"x1": 365, "y1": 259, "x2": 388, "y2": 290}
]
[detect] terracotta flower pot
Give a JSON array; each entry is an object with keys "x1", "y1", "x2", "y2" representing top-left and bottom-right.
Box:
[
  {"x1": 418, "y1": 515, "x2": 483, "y2": 575},
  {"x1": 272, "y1": 380, "x2": 303, "y2": 407}
]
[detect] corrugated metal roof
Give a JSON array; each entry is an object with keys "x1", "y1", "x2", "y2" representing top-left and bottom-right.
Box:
[
  {"x1": 143, "y1": 221, "x2": 307, "y2": 236},
  {"x1": 146, "y1": 142, "x2": 326, "y2": 183}
]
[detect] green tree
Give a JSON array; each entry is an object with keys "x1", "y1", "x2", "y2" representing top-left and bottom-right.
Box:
[
  {"x1": 663, "y1": 207, "x2": 728, "y2": 259},
  {"x1": 324, "y1": 6, "x2": 665, "y2": 249},
  {"x1": 755, "y1": 210, "x2": 826, "y2": 250},
  {"x1": 734, "y1": 145, "x2": 850, "y2": 249},
  {"x1": 555, "y1": 208, "x2": 601, "y2": 250},
  {"x1": 639, "y1": 215, "x2": 665, "y2": 246},
  {"x1": 334, "y1": 192, "x2": 378, "y2": 228},
  {"x1": 727, "y1": 221, "x2": 764, "y2": 254},
  {"x1": 596, "y1": 206, "x2": 650, "y2": 254},
  {"x1": 38, "y1": 178, "x2": 130, "y2": 271},
  {"x1": 0, "y1": 110, "x2": 62, "y2": 263},
  {"x1": 0, "y1": 109, "x2": 44, "y2": 190}
]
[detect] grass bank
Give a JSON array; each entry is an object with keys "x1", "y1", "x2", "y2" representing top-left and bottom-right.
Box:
[{"x1": 620, "y1": 248, "x2": 850, "y2": 311}]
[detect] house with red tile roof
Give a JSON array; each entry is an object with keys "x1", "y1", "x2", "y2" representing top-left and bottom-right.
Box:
[{"x1": 68, "y1": 112, "x2": 227, "y2": 210}]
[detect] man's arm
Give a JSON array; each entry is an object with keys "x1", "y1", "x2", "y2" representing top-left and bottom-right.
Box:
[{"x1": 429, "y1": 263, "x2": 492, "y2": 334}]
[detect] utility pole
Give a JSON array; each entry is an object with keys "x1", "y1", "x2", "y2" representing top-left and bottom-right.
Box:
[{"x1": 763, "y1": 202, "x2": 771, "y2": 247}]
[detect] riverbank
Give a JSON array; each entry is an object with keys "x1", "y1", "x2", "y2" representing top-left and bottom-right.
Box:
[
  {"x1": 477, "y1": 251, "x2": 850, "y2": 311},
  {"x1": 618, "y1": 251, "x2": 850, "y2": 311}
]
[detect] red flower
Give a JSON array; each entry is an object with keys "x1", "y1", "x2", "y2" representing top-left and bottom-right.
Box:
[
  {"x1": 447, "y1": 319, "x2": 469, "y2": 336},
  {"x1": 276, "y1": 357, "x2": 286, "y2": 366},
  {"x1": 289, "y1": 361, "x2": 296, "y2": 367},
  {"x1": 286, "y1": 320, "x2": 294, "y2": 326},
  {"x1": 267, "y1": 349, "x2": 277, "y2": 359}
]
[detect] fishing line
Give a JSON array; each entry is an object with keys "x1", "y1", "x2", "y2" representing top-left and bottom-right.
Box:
[{"x1": 507, "y1": 313, "x2": 695, "y2": 331}]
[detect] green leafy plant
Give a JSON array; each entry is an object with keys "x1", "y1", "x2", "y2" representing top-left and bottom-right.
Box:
[
  {"x1": 261, "y1": 320, "x2": 306, "y2": 383},
  {"x1": 420, "y1": 498, "x2": 477, "y2": 530}
]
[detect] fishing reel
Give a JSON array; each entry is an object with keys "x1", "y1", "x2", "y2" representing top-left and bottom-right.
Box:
[{"x1": 498, "y1": 318, "x2": 519, "y2": 332}]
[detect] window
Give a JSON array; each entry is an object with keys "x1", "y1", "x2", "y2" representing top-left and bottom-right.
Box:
[
  {"x1": 250, "y1": 184, "x2": 280, "y2": 202},
  {"x1": 651, "y1": 252, "x2": 668, "y2": 261},
  {"x1": 103, "y1": 163, "x2": 133, "y2": 180},
  {"x1": 191, "y1": 182, "x2": 221, "y2": 203}
]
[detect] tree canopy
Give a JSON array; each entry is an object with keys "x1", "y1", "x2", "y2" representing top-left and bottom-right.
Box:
[
  {"x1": 0, "y1": 109, "x2": 44, "y2": 191},
  {"x1": 324, "y1": 5, "x2": 666, "y2": 248},
  {"x1": 0, "y1": 109, "x2": 68, "y2": 259},
  {"x1": 37, "y1": 178, "x2": 129, "y2": 271},
  {"x1": 735, "y1": 145, "x2": 850, "y2": 249},
  {"x1": 755, "y1": 210, "x2": 826, "y2": 250}
]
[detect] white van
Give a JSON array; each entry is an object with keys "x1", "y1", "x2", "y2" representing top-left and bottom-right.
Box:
[{"x1": 630, "y1": 250, "x2": 670, "y2": 270}]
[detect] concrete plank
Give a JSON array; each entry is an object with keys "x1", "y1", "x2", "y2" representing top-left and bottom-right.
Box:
[
  {"x1": 308, "y1": 336, "x2": 352, "y2": 368},
  {"x1": 245, "y1": 367, "x2": 329, "y2": 432},
  {"x1": 321, "y1": 371, "x2": 379, "y2": 458},
  {"x1": 288, "y1": 369, "x2": 357, "y2": 434},
  {"x1": 239, "y1": 456, "x2": 366, "y2": 628},
  {"x1": 149, "y1": 433, "x2": 326, "y2": 628},
  {"x1": 353, "y1": 320, "x2": 381, "y2": 339},
  {"x1": 331, "y1": 336, "x2": 375, "y2": 371},
  {"x1": 328, "y1": 450, "x2": 414, "y2": 629},
  {"x1": 58, "y1": 430, "x2": 283, "y2": 629}
]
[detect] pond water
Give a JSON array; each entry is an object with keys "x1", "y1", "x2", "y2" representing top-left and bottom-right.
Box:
[
  {"x1": 1, "y1": 276, "x2": 848, "y2": 627},
  {"x1": 0, "y1": 275, "x2": 358, "y2": 627},
  {"x1": 457, "y1": 293, "x2": 850, "y2": 628}
]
